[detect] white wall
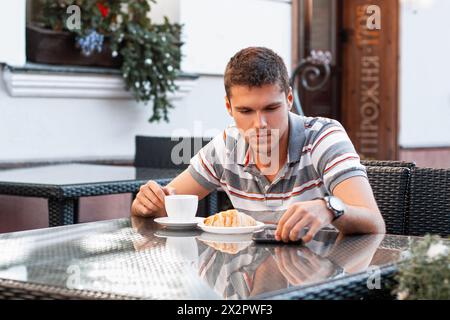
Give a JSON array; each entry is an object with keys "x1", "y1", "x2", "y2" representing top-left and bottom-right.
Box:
[
  {"x1": 399, "y1": 0, "x2": 450, "y2": 148},
  {"x1": 148, "y1": 0, "x2": 180, "y2": 24},
  {"x1": 0, "y1": 72, "x2": 228, "y2": 162},
  {"x1": 0, "y1": 0, "x2": 26, "y2": 66},
  {"x1": 0, "y1": 0, "x2": 291, "y2": 163},
  {"x1": 180, "y1": 0, "x2": 292, "y2": 75}
]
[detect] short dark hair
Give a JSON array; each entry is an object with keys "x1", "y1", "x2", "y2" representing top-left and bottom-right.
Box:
[{"x1": 224, "y1": 47, "x2": 290, "y2": 99}]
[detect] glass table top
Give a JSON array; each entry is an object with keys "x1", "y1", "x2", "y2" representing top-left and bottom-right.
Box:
[
  {"x1": 0, "y1": 217, "x2": 415, "y2": 300},
  {"x1": 0, "y1": 164, "x2": 182, "y2": 186}
]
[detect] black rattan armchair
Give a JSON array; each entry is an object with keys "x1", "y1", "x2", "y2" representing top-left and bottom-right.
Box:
[
  {"x1": 134, "y1": 136, "x2": 217, "y2": 216},
  {"x1": 408, "y1": 167, "x2": 450, "y2": 237},
  {"x1": 361, "y1": 160, "x2": 416, "y2": 169},
  {"x1": 366, "y1": 166, "x2": 411, "y2": 235},
  {"x1": 135, "y1": 136, "x2": 212, "y2": 169}
]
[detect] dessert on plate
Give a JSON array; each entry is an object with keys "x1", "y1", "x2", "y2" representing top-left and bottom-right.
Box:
[{"x1": 204, "y1": 209, "x2": 257, "y2": 227}]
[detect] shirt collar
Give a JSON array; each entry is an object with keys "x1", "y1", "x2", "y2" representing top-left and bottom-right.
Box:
[{"x1": 286, "y1": 111, "x2": 306, "y2": 164}]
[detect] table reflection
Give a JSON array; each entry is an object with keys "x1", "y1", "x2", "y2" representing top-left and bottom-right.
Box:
[
  {"x1": 131, "y1": 216, "x2": 385, "y2": 299},
  {"x1": 0, "y1": 216, "x2": 401, "y2": 300}
]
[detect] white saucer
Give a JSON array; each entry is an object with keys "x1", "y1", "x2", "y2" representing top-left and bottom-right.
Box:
[
  {"x1": 154, "y1": 217, "x2": 205, "y2": 229},
  {"x1": 154, "y1": 229, "x2": 202, "y2": 238},
  {"x1": 197, "y1": 232, "x2": 253, "y2": 244},
  {"x1": 197, "y1": 221, "x2": 265, "y2": 234}
]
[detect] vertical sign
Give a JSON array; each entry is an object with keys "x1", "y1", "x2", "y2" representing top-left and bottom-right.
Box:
[{"x1": 341, "y1": 0, "x2": 399, "y2": 160}]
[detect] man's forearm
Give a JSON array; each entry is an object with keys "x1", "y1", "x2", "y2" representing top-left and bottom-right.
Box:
[{"x1": 332, "y1": 205, "x2": 386, "y2": 235}]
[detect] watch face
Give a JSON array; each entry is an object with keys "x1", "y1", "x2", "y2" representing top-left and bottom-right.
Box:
[{"x1": 329, "y1": 197, "x2": 345, "y2": 212}]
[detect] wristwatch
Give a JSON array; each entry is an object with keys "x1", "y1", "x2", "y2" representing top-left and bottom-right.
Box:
[{"x1": 323, "y1": 196, "x2": 346, "y2": 222}]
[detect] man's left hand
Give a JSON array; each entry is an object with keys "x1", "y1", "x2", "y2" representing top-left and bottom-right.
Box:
[{"x1": 275, "y1": 199, "x2": 334, "y2": 243}]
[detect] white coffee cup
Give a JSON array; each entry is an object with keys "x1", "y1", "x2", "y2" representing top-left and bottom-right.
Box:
[{"x1": 165, "y1": 195, "x2": 198, "y2": 221}]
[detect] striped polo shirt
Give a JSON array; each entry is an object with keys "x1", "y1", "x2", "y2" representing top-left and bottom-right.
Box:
[{"x1": 188, "y1": 112, "x2": 367, "y2": 224}]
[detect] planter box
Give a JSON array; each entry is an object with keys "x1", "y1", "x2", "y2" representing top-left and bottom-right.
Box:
[{"x1": 26, "y1": 24, "x2": 122, "y2": 68}]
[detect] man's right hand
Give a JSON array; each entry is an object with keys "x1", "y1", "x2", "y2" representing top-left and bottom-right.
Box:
[{"x1": 131, "y1": 180, "x2": 176, "y2": 217}]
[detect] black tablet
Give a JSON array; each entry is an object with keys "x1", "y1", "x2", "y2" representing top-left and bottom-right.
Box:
[{"x1": 252, "y1": 228, "x2": 304, "y2": 245}]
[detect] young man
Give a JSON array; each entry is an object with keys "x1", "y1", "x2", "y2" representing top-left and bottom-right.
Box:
[{"x1": 131, "y1": 47, "x2": 386, "y2": 243}]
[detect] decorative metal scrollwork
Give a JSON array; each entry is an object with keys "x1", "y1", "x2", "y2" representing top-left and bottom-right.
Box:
[{"x1": 290, "y1": 50, "x2": 332, "y2": 116}]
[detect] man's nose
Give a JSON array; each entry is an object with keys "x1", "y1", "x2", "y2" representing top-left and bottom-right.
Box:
[{"x1": 254, "y1": 111, "x2": 268, "y2": 129}]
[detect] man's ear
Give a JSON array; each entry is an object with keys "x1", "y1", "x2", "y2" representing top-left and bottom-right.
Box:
[
  {"x1": 225, "y1": 96, "x2": 233, "y2": 116},
  {"x1": 287, "y1": 87, "x2": 294, "y2": 111}
]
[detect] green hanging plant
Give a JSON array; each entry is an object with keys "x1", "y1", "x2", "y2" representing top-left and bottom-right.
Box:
[{"x1": 37, "y1": 0, "x2": 183, "y2": 122}]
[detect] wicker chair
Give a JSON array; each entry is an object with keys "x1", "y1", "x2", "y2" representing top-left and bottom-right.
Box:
[
  {"x1": 135, "y1": 136, "x2": 212, "y2": 169},
  {"x1": 366, "y1": 166, "x2": 411, "y2": 235},
  {"x1": 361, "y1": 160, "x2": 416, "y2": 169},
  {"x1": 134, "y1": 136, "x2": 217, "y2": 216},
  {"x1": 408, "y1": 168, "x2": 450, "y2": 237}
]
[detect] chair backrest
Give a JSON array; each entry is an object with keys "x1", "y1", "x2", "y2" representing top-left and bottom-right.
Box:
[
  {"x1": 361, "y1": 160, "x2": 416, "y2": 169},
  {"x1": 134, "y1": 136, "x2": 215, "y2": 217},
  {"x1": 134, "y1": 136, "x2": 212, "y2": 169},
  {"x1": 408, "y1": 168, "x2": 450, "y2": 237},
  {"x1": 366, "y1": 166, "x2": 411, "y2": 235}
]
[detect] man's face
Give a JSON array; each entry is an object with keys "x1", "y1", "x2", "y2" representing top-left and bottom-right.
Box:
[{"x1": 226, "y1": 84, "x2": 293, "y2": 160}]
